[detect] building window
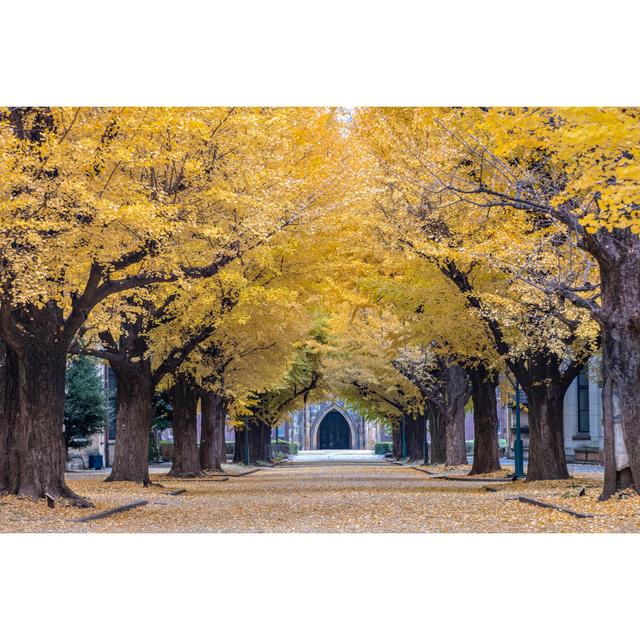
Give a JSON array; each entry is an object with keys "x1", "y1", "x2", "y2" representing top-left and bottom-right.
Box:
[{"x1": 577, "y1": 368, "x2": 590, "y2": 434}]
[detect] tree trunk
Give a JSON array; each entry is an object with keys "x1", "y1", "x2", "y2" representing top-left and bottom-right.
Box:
[
  {"x1": 233, "y1": 429, "x2": 244, "y2": 463},
  {"x1": 0, "y1": 339, "x2": 20, "y2": 494},
  {"x1": 391, "y1": 423, "x2": 401, "y2": 458},
  {"x1": 404, "y1": 413, "x2": 425, "y2": 461},
  {"x1": 468, "y1": 365, "x2": 501, "y2": 475},
  {"x1": 523, "y1": 383, "x2": 569, "y2": 481},
  {"x1": 444, "y1": 399, "x2": 467, "y2": 466},
  {"x1": 597, "y1": 232, "x2": 640, "y2": 498},
  {"x1": 428, "y1": 402, "x2": 446, "y2": 464},
  {"x1": 107, "y1": 359, "x2": 154, "y2": 484},
  {"x1": 199, "y1": 390, "x2": 227, "y2": 472},
  {"x1": 169, "y1": 375, "x2": 202, "y2": 477},
  {"x1": 14, "y1": 344, "x2": 80, "y2": 500},
  {"x1": 0, "y1": 303, "x2": 91, "y2": 504},
  {"x1": 260, "y1": 422, "x2": 273, "y2": 462},
  {"x1": 443, "y1": 364, "x2": 469, "y2": 466}
]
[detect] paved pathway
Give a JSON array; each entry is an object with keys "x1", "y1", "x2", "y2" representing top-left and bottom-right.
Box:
[
  {"x1": 3, "y1": 458, "x2": 630, "y2": 532},
  {"x1": 288, "y1": 449, "x2": 387, "y2": 463}
]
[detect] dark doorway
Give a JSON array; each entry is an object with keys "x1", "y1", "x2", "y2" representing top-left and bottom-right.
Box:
[{"x1": 317, "y1": 410, "x2": 352, "y2": 449}]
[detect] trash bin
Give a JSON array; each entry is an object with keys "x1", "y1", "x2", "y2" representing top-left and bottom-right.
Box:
[{"x1": 88, "y1": 454, "x2": 103, "y2": 470}]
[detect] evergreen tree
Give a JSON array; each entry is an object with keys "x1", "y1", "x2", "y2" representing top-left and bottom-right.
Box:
[{"x1": 64, "y1": 356, "x2": 107, "y2": 450}]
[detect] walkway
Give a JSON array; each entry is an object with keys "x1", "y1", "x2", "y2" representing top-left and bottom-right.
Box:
[
  {"x1": 1, "y1": 460, "x2": 631, "y2": 533},
  {"x1": 287, "y1": 449, "x2": 388, "y2": 464}
]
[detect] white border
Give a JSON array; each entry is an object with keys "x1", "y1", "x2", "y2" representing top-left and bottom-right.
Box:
[{"x1": 1, "y1": 1, "x2": 638, "y2": 105}]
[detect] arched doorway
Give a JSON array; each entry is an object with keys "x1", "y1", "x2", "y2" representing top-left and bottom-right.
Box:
[{"x1": 317, "y1": 410, "x2": 352, "y2": 449}]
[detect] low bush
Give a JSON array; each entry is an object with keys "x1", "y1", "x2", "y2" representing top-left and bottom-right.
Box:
[
  {"x1": 271, "y1": 442, "x2": 290, "y2": 455},
  {"x1": 374, "y1": 442, "x2": 392, "y2": 455},
  {"x1": 465, "y1": 438, "x2": 508, "y2": 455}
]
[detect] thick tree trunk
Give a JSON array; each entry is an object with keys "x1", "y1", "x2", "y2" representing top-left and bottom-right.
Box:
[
  {"x1": 0, "y1": 305, "x2": 90, "y2": 504},
  {"x1": 391, "y1": 423, "x2": 401, "y2": 458},
  {"x1": 523, "y1": 383, "x2": 569, "y2": 481},
  {"x1": 428, "y1": 402, "x2": 446, "y2": 464},
  {"x1": 597, "y1": 232, "x2": 640, "y2": 498},
  {"x1": 199, "y1": 390, "x2": 227, "y2": 472},
  {"x1": 443, "y1": 364, "x2": 469, "y2": 466},
  {"x1": 404, "y1": 413, "x2": 425, "y2": 461},
  {"x1": 444, "y1": 399, "x2": 467, "y2": 466},
  {"x1": 169, "y1": 375, "x2": 202, "y2": 477},
  {"x1": 468, "y1": 365, "x2": 501, "y2": 475},
  {"x1": 107, "y1": 360, "x2": 154, "y2": 484},
  {"x1": 247, "y1": 420, "x2": 260, "y2": 463},
  {"x1": 260, "y1": 423, "x2": 273, "y2": 462},
  {"x1": 14, "y1": 345, "x2": 77, "y2": 500},
  {"x1": 0, "y1": 339, "x2": 20, "y2": 493},
  {"x1": 233, "y1": 429, "x2": 244, "y2": 463}
]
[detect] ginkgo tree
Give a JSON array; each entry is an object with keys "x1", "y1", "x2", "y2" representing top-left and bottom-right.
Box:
[
  {"x1": 416, "y1": 107, "x2": 639, "y2": 497},
  {"x1": 0, "y1": 106, "x2": 346, "y2": 502},
  {"x1": 352, "y1": 107, "x2": 600, "y2": 480}
]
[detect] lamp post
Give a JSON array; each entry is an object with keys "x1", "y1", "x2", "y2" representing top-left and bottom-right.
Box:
[{"x1": 514, "y1": 380, "x2": 524, "y2": 478}]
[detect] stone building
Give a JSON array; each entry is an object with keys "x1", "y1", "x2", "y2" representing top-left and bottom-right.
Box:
[
  {"x1": 501, "y1": 361, "x2": 603, "y2": 463},
  {"x1": 278, "y1": 400, "x2": 390, "y2": 450}
]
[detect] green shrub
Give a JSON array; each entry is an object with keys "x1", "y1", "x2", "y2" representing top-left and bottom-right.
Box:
[
  {"x1": 466, "y1": 438, "x2": 507, "y2": 454},
  {"x1": 64, "y1": 355, "x2": 107, "y2": 450},
  {"x1": 288, "y1": 441, "x2": 299, "y2": 454},
  {"x1": 374, "y1": 442, "x2": 392, "y2": 455},
  {"x1": 271, "y1": 442, "x2": 290, "y2": 454}
]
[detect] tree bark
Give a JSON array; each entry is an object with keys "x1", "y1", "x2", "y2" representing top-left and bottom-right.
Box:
[
  {"x1": 428, "y1": 401, "x2": 446, "y2": 464},
  {"x1": 404, "y1": 413, "x2": 425, "y2": 461},
  {"x1": 391, "y1": 423, "x2": 401, "y2": 458},
  {"x1": 443, "y1": 364, "x2": 469, "y2": 466},
  {"x1": 0, "y1": 339, "x2": 20, "y2": 493},
  {"x1": 244, "y1": 419, "x2": 271, "y2": 463},
  {"x1": 169, "y1": 375, "x2": 202, "y2": 477},
  {"x1": 0, "y1": 304, "x2": 90, "y2": 504},
  {"x1": 233, "y1": 429, "x2": 244, "y2": 463},
  {"x1": 596, "y1": 230, "x2": 640, "y2": 498},
  {"x1": 106, "y1": 359, "x2": 154, "y2": 483},
  {"x1": 522, "y1": 383, "x2": 569, "y2": 481},
  {"x1": 260, "y1": 422, "x2": 273, "y2": 462},
  {"x1": 467, "y1": 365, "x2": 501, "y2": 475},
  {"x1": 444, "y1": 399, "x2": 467, "y2": 466},
  {"x1": 199, "y1": 390, "x2": 227, "y2": 472}
]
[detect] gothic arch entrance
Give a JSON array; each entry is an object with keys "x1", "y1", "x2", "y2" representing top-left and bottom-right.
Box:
[{"x1": 317, "y1": 410, "x2": 352, "y2": 449}]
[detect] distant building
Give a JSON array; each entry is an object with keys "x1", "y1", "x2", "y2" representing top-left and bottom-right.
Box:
[
  {"x1": 502, "y1": 361, "x2": 603, "y2": 463},
  {"x1": 279, "y1": 400, "x2": 389, "y2": 450}
]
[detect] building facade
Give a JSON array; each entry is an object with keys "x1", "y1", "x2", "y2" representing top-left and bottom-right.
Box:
[
  {"x1": 501, "y1": 362, "x2": 603, "y2": 463},
  {"x1": 278, "y1": 400, "x2": 389, "y2": 451}
]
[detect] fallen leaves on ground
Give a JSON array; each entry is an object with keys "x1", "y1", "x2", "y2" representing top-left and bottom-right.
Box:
[{"x1": 0, "y1": 464, "x2": 638, "y2": 533}]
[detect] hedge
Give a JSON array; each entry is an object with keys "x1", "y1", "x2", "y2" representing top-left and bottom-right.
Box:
[{"x1": 374, "y1": 442, "x2": 393, "y2": 455}]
